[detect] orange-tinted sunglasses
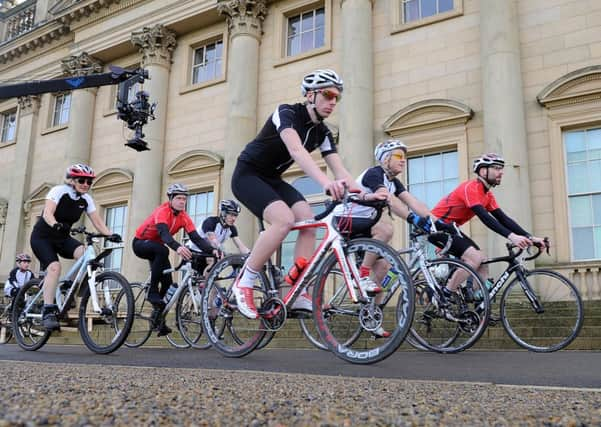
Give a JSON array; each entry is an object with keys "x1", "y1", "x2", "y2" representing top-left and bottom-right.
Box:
[
  {"x1": 317, "y1": 89, "x2": 342, "y2": 102},
  {"x1": 391, "y1": 152, "x2": 405, "y2": 161}
]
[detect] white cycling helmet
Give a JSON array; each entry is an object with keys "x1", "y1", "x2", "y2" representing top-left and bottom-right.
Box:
[
  {"x1": 374, "y1": 139, "x2": 408, "y2": 164},
  {"x1": 301, "y1": 69, "x2": 344, "y2": 96},
  {"x1": 473, "y1": 153, "x2": 505, "y2": 173},
  {"x1": 166, "y1": 183, "x2": 189, "y2": 199}
]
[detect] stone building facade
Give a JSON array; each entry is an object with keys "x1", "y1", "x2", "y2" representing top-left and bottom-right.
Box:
[{"x1": 0, "y1": 0, "x2": 600, "y2": 299}]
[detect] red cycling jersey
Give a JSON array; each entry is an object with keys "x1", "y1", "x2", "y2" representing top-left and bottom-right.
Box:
[
  {"x1": 431, "y1": 179, "x2": 499, "y2": 226},
  {"x1": 135, "y1": 202, "x2": 196, "y2": 243}
]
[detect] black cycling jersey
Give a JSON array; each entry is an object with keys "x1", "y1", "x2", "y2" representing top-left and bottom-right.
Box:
[
  {"x1": 238, "y1": 103, "x2": 337, "y2": 177},
  {"x1": 201, "y1": 216, "x2": 238, "y2": 243},
  {"x1": 32, "y1": 184, "x2": 95, "y2": 237}
]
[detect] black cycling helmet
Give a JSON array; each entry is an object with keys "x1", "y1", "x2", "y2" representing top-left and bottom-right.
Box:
[
  {"x1": 220, "y1": 199, "x2": 241, "y2": 218},
  {"x1": 166, "y1": 183, "x2": 189, "y2": 200}
]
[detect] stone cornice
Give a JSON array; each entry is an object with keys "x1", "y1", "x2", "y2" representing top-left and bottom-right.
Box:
[
  {"x1": 340, "y1": 0, "x2": 375, "y2": 6},
  {"x1": 17, "y1": 95, "x2": 40, "y2": 115},
  {"x1": 217, "y1": 0, "x2": 267, "y2": 41},
  {"x1": 0, "y1": 21, "x2": 69, "y2": 64},
  {"x1": 537, "y1": 65, "x2": 601, "y2": 109},
  {"x1": 131, "y1": 24, "x2": 177, "y2": 68},
  {"x1": 50, "y1": 0, "x2": 122, "y2": 25},
  {"x1": 61, "y1": 52, "x2": 103, "y2": 76}
]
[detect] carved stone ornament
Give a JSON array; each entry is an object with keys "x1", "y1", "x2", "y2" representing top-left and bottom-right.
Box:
[
  {"x1": 131, "y1": 24, "x2": 177, "y2": 68},
  {"x1": 217, "y1": 0, "x2": 268, "y2": 40},
  {"x1": 0, "y1": 199, "x2": 8, "y2": 226},
  {"x1": 17, "y1": 95, "x2": 40, "y2": 115},
  {"x1": 61, "y1": 52, "x2": 103, "y2": 76}
]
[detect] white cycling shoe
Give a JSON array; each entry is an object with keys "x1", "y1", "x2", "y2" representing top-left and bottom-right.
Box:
[
  {"x1": 291, "y1": 292, "x2": 313, "y2": 312},
  {"x1": 232, "y1": 283, "x2": 259, "y2": 319}
]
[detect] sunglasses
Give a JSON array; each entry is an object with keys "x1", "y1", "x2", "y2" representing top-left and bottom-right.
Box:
[
  {"x1": 317, "y1": 89, "x2": 341, "y2": 102},
  {"x1": 391, "y1": 153, "x2": 405, "y2": 161},
  {"x1": 76, "y1": 178, "x2": 94, "y2": 185}
]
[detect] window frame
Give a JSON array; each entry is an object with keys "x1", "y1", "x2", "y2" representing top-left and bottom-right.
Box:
[
  {"x1": 0, "y1": 108, "x2": 17, "y2": 144},
  {"x1": 102, "y1": 204, "x2": 128, "y2": 273},
  {"x1": 391, "y1": 0, "x2": 463, "y2": 34},
  {"x1": 50, "y1": 92, "x2": 71, "y2": 127},
  {"x1": 180, "y1": 28, "x2": 228, "y2": 95},
  {"x1": 273, "y1": 0, "x2": 332, "y2": 68}
]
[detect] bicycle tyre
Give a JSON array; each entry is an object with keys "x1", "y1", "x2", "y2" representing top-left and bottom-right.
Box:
[
  {"x1": 410, "y1": 258, "x2": 490, "y2": 354},
  {"x1": 201, "y1": 254, "x2": 268, "y2": 357},
  {"x1": 176, "y1": 285, "x2": 211, "y2": 349},
  {"x1": 120, "y1": 282, "x2": 153, "y2": 348},
  {"x1": 12, "y1": 279, "x2": 51, "y2": 351},
  {"x1": 313, "y1": 238, "x2": 414, "y2": 364},
  {"x1": 79, "y1": 271, "x2": 134, "y2": 354},
  {"x1": 501, "y1": 269, "x2": 584, "y2": 352}
]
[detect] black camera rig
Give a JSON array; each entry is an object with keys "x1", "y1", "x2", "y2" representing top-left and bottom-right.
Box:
[{"x1": 0, "y1": 65, "x2": 155, "y2": 151}]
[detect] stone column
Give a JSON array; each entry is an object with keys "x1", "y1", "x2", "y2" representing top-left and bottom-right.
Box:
[
  {"x1": 339, "y1": 0, "x2": 374, "y2": 176},
  {"x1": 61, "y1": 52, "x2": 103, "y2": 175},
  {"x1": 128, "y1": 24, "x2": 176, "y2": 280},
  {"x1": 0, "y1": 95, "x2": 40, "y2": 274},
  {"x1": 480, "y1": 0, "x2": 532, "y2": 258},
  {"x1": 217, "y1": 0, "x2": 267, "y2": 244}
]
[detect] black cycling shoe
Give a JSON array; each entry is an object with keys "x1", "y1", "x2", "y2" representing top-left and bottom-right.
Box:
[
  {"x1": 157, "y1": 322, "x2": 172, "y2": 337},
  {"x1": 42, "y1": 304, "x2": 60, "y2": 331}
]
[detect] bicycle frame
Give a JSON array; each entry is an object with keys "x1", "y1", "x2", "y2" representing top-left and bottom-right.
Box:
[{"x1": 21, "y1": 233, "x2": 115, "y2": 320}]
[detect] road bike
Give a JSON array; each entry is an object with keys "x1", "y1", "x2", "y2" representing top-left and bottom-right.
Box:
[
  {"x1": 201, "y1": 194, "x2": 415, "y2": 364},
  {"x1": 11, "y1": 227, "x2": 134, "y2": 354},
  {"x1": 402, "y1": 228, "x2": 491, "y2": 353},
  {"x1": 122, "y1": 251, "x2": 215, "y2": 349},
  {"x1": 480, "y1": 239, "x2": 583, "y2": 352}
]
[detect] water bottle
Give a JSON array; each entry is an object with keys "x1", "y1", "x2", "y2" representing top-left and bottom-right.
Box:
[
  {"x1": 380, "y1": 267, "x2": 399, "y2": 291},
  {"x1": 164, "y1": 283, "x2": 178, "y2": 304},
  {"x1": 285, "y1": 257, "x2": 308, "y2": 285},
  {"x1": 430, "y1": 264, "x2": 449, "y2": 281},
  {"x1": 473, "y1": 279, "x2": 494, "y2": 301}
]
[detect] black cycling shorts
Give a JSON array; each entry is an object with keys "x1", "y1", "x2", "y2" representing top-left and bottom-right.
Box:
[
  {"x1": 333, "y1": 217, "x2": 377, "y2": 239},
  {"x1": 428, "y1": 233, "x2": 480, "y2": 258},
  {"x1": 232, "y1": 160, "x2": 305, "y2": 220},
  {"x1": 30, "y1": 229, "x2": 83, "y2": 271}
]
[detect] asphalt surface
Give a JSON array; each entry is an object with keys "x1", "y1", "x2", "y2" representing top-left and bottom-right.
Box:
[{"x1": 1, "y1": 344, "x2": 600, "y2": 389}]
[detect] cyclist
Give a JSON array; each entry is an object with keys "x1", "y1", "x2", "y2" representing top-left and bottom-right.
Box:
[
  {"x1": 4, "y1": 253, "x2": 35, "y2": 301},
  {"x1": 187, "y1": 199, "x2": 250, "y2": 275},
  {"x1": 231, "y1": 68, "x2": 361, "y2": 319},
  {"x1": 133, "y1": 183, "x2": 219, "y2": 335},
  {"x1": 430, "y1": 153, "x2": 548, "y2": 294},
  {"x1": 30, "y1": 164, "x2": 121, "y2": 331},
  {"x1": 332, "y1": 139, "x2": 433, "y2": 336}
]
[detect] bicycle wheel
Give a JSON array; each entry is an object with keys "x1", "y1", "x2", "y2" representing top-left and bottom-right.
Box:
[
  {"x1": 313, "y1": 238, "x2": 414, "y2": 364},
  {"x1": 501, "y1": 269, "x2": 583, "y2": 352},
  {"x1": 164, "y1": 307, "x2": 191, "y2": 349},
  {"x1": 0, "y1": 297, "x2": 13, "y2": 344},
  {"x1": 12, "y1": 279, "x2": 50, "y2": 351},
  {"x1": 410, "y1": 258, "x2": 490, "y2": 354},
  {"x1": 300, "y1": 269, "x2": 359, "y2": 351},
  {"x1": 79, "y1": 271, "x2": 134, "y2": 354},
  {"x1": 119, "y1": 282, "x2": 153, "y2": 348},
  {"x1": 176, "y1": 285, "x2": 211, "y2": 349},
  {"x1": 201, "y1": 254, "x2": 268, "y2": 357}
]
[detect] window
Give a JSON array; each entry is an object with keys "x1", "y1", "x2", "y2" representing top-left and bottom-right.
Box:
[
  {"x1": 280, "y1": 176, "x2": 326, "y2": 270},
  {"x1": 407, "y1": 151, "x2": 459, "y2": 209},
  {"x1": 286, "y1": 7, "x2": 325, "y2": 57},
  {"x1": 103, "y1": 205, "x2": 128, "y2": 273},
  {"x1": 0, "y1": 109, "x2": 16, "y2": 143},
  {"x1": 565, "y1": 127, "x2": 601, "y2": 260},
  {"x1": 52, "y1": 93, "x2": 71, "y2": 126},
  {"x1": 402, "y1": 0, "x2": 453, "y2": 23},
  {"x1": 184, "y1": 190, "x2": 215, "y2": 243},
  {"x1": 192, "y1": 40, "x2": 223, "y2": 85}
]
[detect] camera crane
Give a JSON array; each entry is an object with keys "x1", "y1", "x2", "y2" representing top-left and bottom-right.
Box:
[{"x1": 0, "y1": 65, "x2": 155, "y2": 151}]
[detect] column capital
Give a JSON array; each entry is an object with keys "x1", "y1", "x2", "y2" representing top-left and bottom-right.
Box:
[
  {"x1": 131, "y1": 24, "x2": 177, "y2": 69},
  {"x1": 17, "y1": 95, "x2": 40, "y2": 115},
  {"x1": 217, "y1": 0, "x2": 268, "y2": 41},
  {"x1": 61, "y1": 52, "x2": 103, "y2": 76}
]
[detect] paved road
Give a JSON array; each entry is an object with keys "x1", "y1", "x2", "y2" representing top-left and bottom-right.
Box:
[{"x1": 1, "y1": 344, "x2": 600, "y2": 389}]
